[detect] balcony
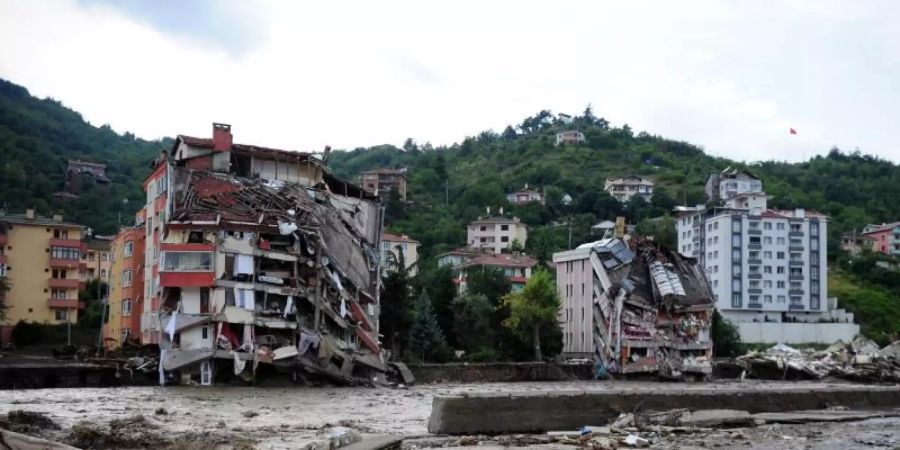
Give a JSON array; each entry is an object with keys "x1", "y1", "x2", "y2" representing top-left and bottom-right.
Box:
[
  {"x1": 789, "y1": 274, "x2": 805, "y2": 281},
  {"x1": 789, "y1": 303, "x2": 805, "y2": 311},
  {"x1": 789, "y1": 245, "x2": 804, "y2": 252},
  {"x1": 748, "y1": 288, "x2": 763, "y2": 294},
  {"x1": 50, "y1": 238, "x2": 82, "y2": 248},
  {"x1": 747, "y1": 303, "x2": 763, "y2": 309},
  {"x1": 788, "y1": 289, "x2": 805, "y2": 296},
  {"x1": 748, "y1": 273, "x2": 762, "y2": 279},
  {"x1": 49, "y1": 258, "x2": 81, "y2": 270},
  {"x1": 747, "y1": 259, "x2": 762, "y2": 265},
  {"x1": 48, "y1": 278, "x2": 79, "y2": 289},
  {"x1": 747, "y1": 229, "x2": 762, "y2": 236},
  {"x1": 788, "y1": 231, "x2": 804, "y2": 237},
  {"x1": 789, "y1": 260, "x2": 804, "y2": 267},
  {"x1": 748, "y1": 243, "x2": 762, "y2": 250},
  {"x1": 47, "y1": 298, "x2": 83, "y2": 309}
]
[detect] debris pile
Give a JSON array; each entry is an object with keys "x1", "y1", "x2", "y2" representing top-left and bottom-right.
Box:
[
  {"x1": 580, "y1": 237, "x2": 714, "y2": 380},
  {"x1": 736, "y1": 337, "x2": 900, "y2": 381}
]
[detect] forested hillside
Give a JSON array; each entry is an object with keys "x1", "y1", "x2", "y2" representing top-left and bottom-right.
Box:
[
  {"x1": 328, "y1": 108, "x2": 900, "y2": 263},
  {"x1": 0, "y1": 78, "x2": 167, "y2": 234}
]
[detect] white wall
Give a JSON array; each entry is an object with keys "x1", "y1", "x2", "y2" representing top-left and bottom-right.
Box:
[{"x1": 736, "y1": 322, "x2": 859, "y2": 344}]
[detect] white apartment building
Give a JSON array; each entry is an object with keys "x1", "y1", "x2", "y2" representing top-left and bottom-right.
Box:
[
  {"x1": 604, "y1": 176, "x2": 654, "y2": 203},
  {"x1": 467, "y1": 216, "x2": 528, "y2": 254},
  {"x1": 677, "y1": 204, "x2": 828, "y2": 323},
  {"x1": 705, "y1": 168, "x2": 763, "y2": 202},
  {"x1": 381, "y1": 232, "x2": 419, "y2": 276}
]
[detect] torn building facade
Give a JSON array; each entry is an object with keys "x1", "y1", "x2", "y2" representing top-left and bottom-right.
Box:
[
  {"x1": 553, "y1": 238, "x2": 714, "y2": 379},
  {"x1": 140, "y1": 123, "x2": 384, "y2": 385}
]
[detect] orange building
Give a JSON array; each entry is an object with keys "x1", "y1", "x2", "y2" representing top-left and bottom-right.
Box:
[{"x1": 104, "y1": 214, "x2": 146, "y2": 349}]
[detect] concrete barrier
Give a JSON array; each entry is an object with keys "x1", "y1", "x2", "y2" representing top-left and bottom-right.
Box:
[
  {"x1": 428, "y1": 384, "x2": 900, "y2": 434},
  {"x1": 409, "y1": 362, "x2": 593, "y2": 384}
]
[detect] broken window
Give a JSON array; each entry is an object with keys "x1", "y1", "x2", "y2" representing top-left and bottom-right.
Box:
[{"x1": 162, "y1": 251, "x2": 213, "y2": 271}]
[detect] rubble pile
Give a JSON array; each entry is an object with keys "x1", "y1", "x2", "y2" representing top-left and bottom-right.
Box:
[
  {"x1": 736, "y1": 337, "x2": 900, "y2": 382},
  {"x1": 586, "y1": 238, "x2": 714, "y2": 380}
]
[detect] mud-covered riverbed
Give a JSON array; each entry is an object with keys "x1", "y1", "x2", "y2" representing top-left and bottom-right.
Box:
[{"x1": 1, "y1": 381, "x2": 898, "y2": 449}]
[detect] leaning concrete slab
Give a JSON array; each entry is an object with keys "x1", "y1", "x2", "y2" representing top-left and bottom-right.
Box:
[{"x1": 427, "y1": 385, "x2": 900, "y2": 434}]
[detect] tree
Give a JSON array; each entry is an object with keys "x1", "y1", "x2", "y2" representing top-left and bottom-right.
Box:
[
  {"x1": 384, "y1": 189, "x2": 406, "y2": 225},
  {"x1": 452, "y1": 292, "x2": 494, "y2": 352},
  {"x1": 501, "y1": 269, "x2": 561, "y2": 361},
  {"x1": 402, "y1": 138, "x2": 418, "y2": 152},
  {"x1": 407, "y1": 290, "x2": 449, "y2": 362},
  {"x1": 466, "y1": 267, "x2": 511, "y2": 308},
  {"x1": 414, "y1": 265, "x2": 457, "y2": 346},
  {"x1": 509, "y1": 239, "x2": 525, "y2": 252},
  {"x1": 635, "y1": 215, "x2": 677, "y2": 248},
  {"x1": 712, "y1": 309, "x2": 744, "y2": 357},
  {"x1": 501, "y1": 125, "x2": 517, "y2": 140},
  {"x1": 380, "y1": 251, "x2": 411, "y2": 355}
]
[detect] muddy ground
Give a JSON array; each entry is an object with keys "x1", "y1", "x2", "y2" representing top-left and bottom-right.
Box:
[{"x1": 1, "y1": 380, "x2": 898, "y2": 449}]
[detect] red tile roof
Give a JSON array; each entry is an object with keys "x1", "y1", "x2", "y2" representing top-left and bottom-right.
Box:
[
  {"x1": 462, "y1": 253, "x2": 536, "y2": 269},
  {"x1": 382, "y1": 232, "x2": 419, "y2": 244}
]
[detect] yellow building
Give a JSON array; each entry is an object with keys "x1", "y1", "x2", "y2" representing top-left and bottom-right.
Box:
[
  {"x1": 81, "y1": 236, "x2": 113, "y2": 284},
  {"x1": 0, "y1": 209, "x2": 85, "y2": 344}
]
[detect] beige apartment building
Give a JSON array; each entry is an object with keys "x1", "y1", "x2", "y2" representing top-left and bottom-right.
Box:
[
  {"x1": 381, "y1": 232, "x2": 420, "y2": 276},
  {"x1": 467, "y1": 216, "x2": 528, "y2": 254},
  {"x1": 81, "y1": 236, "x2": 113, "y2": 284},
  {"x1": 0, "y1": 209, "x2": 85, "y2": 344},
  {"x1": 604, "y1": 176, "x2": 654, "y2": 203}
]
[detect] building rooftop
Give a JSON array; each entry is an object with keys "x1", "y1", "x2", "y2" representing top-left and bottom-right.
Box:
[
  {"x1": 461, "y1": 252, "x2": 536, "y2": 269},
  {"x1": 861, "y1": 221, "x2": 900, "y2": 234},
  {"x1": 469, "y1": 216, "x2": 522, "y2": 225},
  {"x1": 361, "y1": 167, "x2": 407, "y2": 175},
  {"x1": 0, "y1": 211, "x2": 83, "y2": 229},
  {"x1": 175, "y1": 135, "x2": 321, "y2": 164},
  {"x1": 382, "y1": 232, "x2": 419, "y2": 244}
]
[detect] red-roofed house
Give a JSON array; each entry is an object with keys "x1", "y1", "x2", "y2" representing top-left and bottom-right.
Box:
[
  {"x1": 860, "y1": 222, "x2": 900, "y2": 256},
  {"x1": 453, "y1": 252, "x2": 537, "y2": 293}
]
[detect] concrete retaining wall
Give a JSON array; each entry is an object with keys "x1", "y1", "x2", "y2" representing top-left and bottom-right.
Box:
[
  {"x1": 428, "y1": 385, "x2": 900, "y2": 434},
  {"x1": 409, "y1": 362, "x2": 593, "y2": 384},
  {"x1": 736, "y1": 322, "x2": 860, "y2": 344}
]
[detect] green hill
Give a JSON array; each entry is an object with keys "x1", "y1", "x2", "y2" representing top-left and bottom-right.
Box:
[
  {"x1": 0, "y1": 78, "x2": 167, "y2": 234},
  {"x1": 328, "y1": 108, "x2": 900, "y2": 263}
]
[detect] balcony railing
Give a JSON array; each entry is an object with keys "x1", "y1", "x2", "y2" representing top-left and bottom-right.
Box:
[
  {"x1": 747, "y1": 258, "x2": 762, "y2": 265},
  {"x1": 788, "y1": 274, "x2": 804, "y2": 281},
  {"x1": 747, "y1": 303, "x2": 763, "y2": 309},
  {"x1": 788, "y1": 289, "x2": 805, "y2": 296},
  {"x1": 49, "y1": 258, "x2": 81, "y2": 269},
  {"x1": 789, "y1": 245, "x2": 804, "y2": 252},
  {"x1": 748, "y1": 273, "x2": 762, "y2": 279},
  {"x1": 789, "y1": 260, "x2": 804, "y2": 266},
  {"x1": 788, "y1": 231, "x2": 804, "y2": 237},
  {"x1": 49, "y1": 238, "x2": 82, "y2": 248},
  {"x1": 747, "y1": 229, "x2": 762, "y2": 236},
  {"x1": 48, "y1": 278, "x2": 79, "y2": 289},
  {"x1": 47, "y1": 298, "x2": 82, "y2": 309}
]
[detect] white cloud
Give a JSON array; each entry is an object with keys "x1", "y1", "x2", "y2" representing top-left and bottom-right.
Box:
[{"x1": 0, "y1": 0, "x2": 897, "y2": 162}]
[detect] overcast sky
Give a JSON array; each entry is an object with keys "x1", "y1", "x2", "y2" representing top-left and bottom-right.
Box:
[{"x1": 1, "y1": 0, "x2": 898, "y2": 162}]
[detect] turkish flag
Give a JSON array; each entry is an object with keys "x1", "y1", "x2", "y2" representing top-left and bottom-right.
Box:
[{"x1": 790, "y1": 128, "x2": 797, "y2": 135}]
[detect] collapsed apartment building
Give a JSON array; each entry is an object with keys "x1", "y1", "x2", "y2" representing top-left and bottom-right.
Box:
[
  {"x1": 554, "y1": 238, "x2": 714, "y2": 379},
  {"x1": 139, "y1": 123, "x2": 384, "y2": 385}
]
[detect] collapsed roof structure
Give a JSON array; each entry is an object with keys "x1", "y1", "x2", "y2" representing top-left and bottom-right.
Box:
[
  {"x1": 145, "y1": 123, "x2": 384, "y2": 385},
  {"x1": 555, "y1": 238, "x2": 714, "y2": 379}
]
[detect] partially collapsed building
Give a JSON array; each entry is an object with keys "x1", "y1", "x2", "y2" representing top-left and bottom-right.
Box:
[
  {"x1": 137, "y1": 123, "x2": 384, "y2": 385},
  {"x1": 554, "y1": 238, "x2": 714, "y2": 379}
]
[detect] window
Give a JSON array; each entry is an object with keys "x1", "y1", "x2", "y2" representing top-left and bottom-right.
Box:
[
  {"x1": 122, "y1": 299, "x2": 132, "y2": 316},
  {"x1": 732, "y1": 220, "x2": 741, "y2": 232},
  {"x1": 810, "y1": 222, "x2": 819, "y2": 235},
  {"x1": 50, "y1": 246, "x2": 80, "y2": 260},
  {"x1": 124, "y1": 241, "x2": 134, "y2": 257},
  {"x1": 764, "y1": 222, "x2": 772, "y2": 230},
  {"x1": 202, "y1": 326, "x2": 209, "y2": 339},
  {"x1": 51, "y1": 289, "x2": 67, "y2": 299},
  {"x1": 162, "y1": 252, "x2": 213, "y2": 271},
  {"x1": 764, "y1": 237, "x2": 772, "y2": 245},
  {"x1": 749, "y1": 221, "x2": 759, "y2": 230},
  {"x1": 713, "y1": 280, "x2": 719, "y2": 288},
  {"x1": 790, "y1": 296, "x2": 802, "y2": 305},
  {"x1": 790, "y1": 238, "x2": 802, "y2": 246},
  {"x1": 764, "y1": 295, "x2": 773, "y2": 303},
  {"x1": 732, "y1": 249, "x2": 740, "y2": 262},
  {"x1": 790, "y1": 253, "x2": 802, "y2": 261},
  {"x1": 764, "y1": 280, "x2": 772, "y2": 288},
  {"x1": 764, "y1": 251, "x2": 772, "y2": 259},
  {"x1": 749, "y1": 280, "x2": 760, "y2": 289},
  {"x1": 749, "y1": 265, "x2": 759, "y2": 274},
  {"x1": 53, "y1": 229, "x2": 69, "y2": 239},
  {"x1": 749, "y1": 236, "x2": 761, "y2": 245},
  {"x1": 731, "y1": 293, "x2": 741, "y2": 307},
  {"x1": 732, "y1": 235, "x2": 741, "y2": 247},
  {"x1": 382, "y1": 242, "x2": 390, "y2": 251},
  {"x1": 480, "y1": 226, "x2": 486, "y2": 231},
  {"x1": 790, "y1": 223, "x2": 802, "y2": 232},
  {"x1": 122, "y1": 328, "x2": 131, "y2": 339},
  {"x1": 777, "y1": 281, "x2": 785, "y2": 288},
  {"x1": 714, "y1": 251, "x2": 719, "y2": 259},
  {"x1": 55, "y1": 310, "x2": 68, "y2": 321},
  {"x1": 811, "y1": 239, "x2": 819, "y2": 250},
  {"x1": 732, "y1": 279, "x2": 741, "y2": 292},
  {"x1": 480, "y1": 237, "x2": 487, "y2": 243},
  {"x1": 749, "y1": 251, "x2": 759, "y2": 260},
  {"x1": 777, "y1": 295, "x2": 786, "y2": 303},
  {"x1": 811, "y1": 267, "x2": 819, "y2": 280},
  {"x1": 777, "y1": 252, "x2": 785, "y2": 260},
  {"x1": 501, "y1": 236, "x2": 509, "y2": 243},
  {"x1": 790, "y1": 268, "x2": 803, "y2": 277},
  {"x1": 714, "y1": 222, "x2": 719, "y2": 230},
  {"x1": 790, "y1": 281, "x2": 802, "y2": 290},
  {"x1": 500, "y1": 224, "x2": 509, "y2": 231},
  {"x1": 101, "y1": 252, "x2": 109, "y2": 261},
  {"x1": 777, "y1": 266, "x2": 785, "y2": 274},
  {"x1": 100, "y1": 269, "x2": 107, "y2": 278},
  {"x1": 777, "y1": 222, "x2": 785, "y2": 230},
  {"x1": 749, "y1": 295, "x2": 759, "y2": 304},
  {"x1": 51, "y1": 269, "x2": 67, "y2": 279},
  {"x1": 122, "y1": 270, "x2": 133, "y2": 287},
  {"x1": 732, "y1": 265, "x2": 741, "y2": 276},
  {"x1": 811, "y1": 283, "x2": 819, "y2": 294},
  {"x1": 777, "y1": 237, "x2": 785, "y2": 245}
]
